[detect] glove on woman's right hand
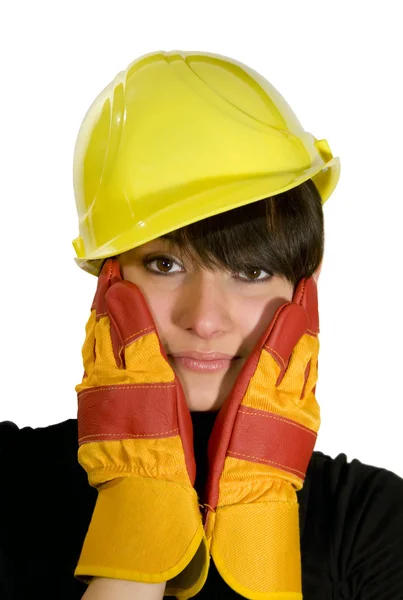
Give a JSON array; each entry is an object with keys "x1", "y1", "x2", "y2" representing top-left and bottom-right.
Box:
[{"x1": 74, "y1": 258, "x2": 209, "y2": 598}]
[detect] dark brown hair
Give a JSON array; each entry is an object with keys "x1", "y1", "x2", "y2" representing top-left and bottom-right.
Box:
[{"x1": 157, "y1": 178, "x2": 324, "y2": 287}]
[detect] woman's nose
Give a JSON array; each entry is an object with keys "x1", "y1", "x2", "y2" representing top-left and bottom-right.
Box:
[{"x1": 173, "y1": 272, "x2": 233, "y2": 339}]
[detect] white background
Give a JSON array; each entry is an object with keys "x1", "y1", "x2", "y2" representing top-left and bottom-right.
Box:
[{"x1": 1, "y1": 1, "x2": 402, "y2": 477}]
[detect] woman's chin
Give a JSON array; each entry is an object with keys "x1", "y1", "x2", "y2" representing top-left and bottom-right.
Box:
[{"x1": 185, "y1": 380, "x2": 230, "y2": 411}]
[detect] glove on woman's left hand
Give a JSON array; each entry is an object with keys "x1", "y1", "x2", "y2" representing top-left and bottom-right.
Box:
[{"x1": 202, "y1": 276, "x2": 320, "y2": 600}]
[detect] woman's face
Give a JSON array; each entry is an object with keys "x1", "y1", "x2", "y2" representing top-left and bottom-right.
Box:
[{"x1": 117, "y1": 237, "x2": 295, "y2": 412}]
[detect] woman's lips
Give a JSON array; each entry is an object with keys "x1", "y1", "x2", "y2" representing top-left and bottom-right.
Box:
[{"x1": 169, "y1": 356, "x2": 239, "y2": 372}]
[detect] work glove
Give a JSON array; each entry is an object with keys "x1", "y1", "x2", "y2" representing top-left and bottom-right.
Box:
[
  {"x1": 74, "y1": 258, "x2": 209, "y2": 598},
  {"x1": 202, "y1": 275, "x2": 320, "y2": 599}
]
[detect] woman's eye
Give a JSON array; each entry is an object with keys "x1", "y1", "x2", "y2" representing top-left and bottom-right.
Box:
[
  {"x1": 236, "y1": 268, "x2": 273, "y2": 283},
  {"x1": 144, "y1": 256, "x2": 183, "y2": 275}
]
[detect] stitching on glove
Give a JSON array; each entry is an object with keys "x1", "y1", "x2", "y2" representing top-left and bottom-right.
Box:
[
  {"x1": 93, "y1": 312, "x2": 155, "y2": 342},
  {"x1": 238, "y1": 408, "x2": 317, "y2": 438},
  {"x1": 77, "y1": 383, "x2": 177, "y2": 398},
  {"x1": 122, "y1": 325, "x2": 155, "y2": 343},
  {"x1": 78, "y1": 428, "x2": 180, "y2": 442},
  {"x1": 227, "y1": 450, "x2": 306, "y2": 478},
  {"x1": 263, "y1": 345, "x2": 286, "y2": 369}
]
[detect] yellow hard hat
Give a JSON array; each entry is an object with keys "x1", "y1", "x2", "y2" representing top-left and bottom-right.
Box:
[{"x1": 72, "y1": 50, "x2": 341, "y2": 277}]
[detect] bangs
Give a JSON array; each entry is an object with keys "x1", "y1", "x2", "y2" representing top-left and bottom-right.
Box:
[
  {"x1": 161, "y1": 201, "x2": 269, "y2": 273},
  {"x1": 160, "y1": 178, "x2": 324, "y2": 286}
]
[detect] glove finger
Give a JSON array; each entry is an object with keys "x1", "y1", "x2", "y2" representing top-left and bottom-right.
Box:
[
  {"x1": 280, "y1": 334, "x2": 319, "y2": 401},
  {"x1": 81, "y1": 259, "x2": 124, "y2": 374},
  {"x1": 263, "y1": 276, "x2": 318, "y2": 387},
  {"x1": 92, "y1": 258, "x2": 123, "y2": 317},
  {"x1": 77, "y1": 260, "x2": 121, "y2": 383},
  {"x1": 105, "y1": 279, "x2": 169, "y2": 372}
]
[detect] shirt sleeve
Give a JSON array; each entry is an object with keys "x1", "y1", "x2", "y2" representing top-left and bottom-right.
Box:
[{"x1": 342, "y1": 462, "x2": 403, "y2": 599}]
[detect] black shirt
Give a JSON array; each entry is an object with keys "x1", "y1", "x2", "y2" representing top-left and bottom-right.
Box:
[{"x1": 0, "y1": 413, "x2": 402, "y2": 599}]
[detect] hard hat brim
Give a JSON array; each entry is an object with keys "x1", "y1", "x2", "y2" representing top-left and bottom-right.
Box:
[{"x1": 74, "y1": 157, "x2": 340, "y2": 277}]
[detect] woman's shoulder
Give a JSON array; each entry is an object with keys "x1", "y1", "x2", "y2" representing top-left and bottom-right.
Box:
[
  {"x1": 0, "y1": 418, "x2": 79, "y2": 459},
  {"x1": 0, "y1": 418, "x2": 94, "y2": 599},
  {"x1": 310, "y1": 447, "x2": 403, "y2": 494},
  {"x1": 307, "y1": 447, "x2": 403, "y2": 544},
  {"x1": 304, "y1": 448, "x2": 403, "y2": 594}
]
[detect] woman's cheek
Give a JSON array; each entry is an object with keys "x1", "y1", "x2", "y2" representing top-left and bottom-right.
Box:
[
  {"x1": 144, "y1": 291, "x2": 174, "y2": 342},
  {"x1": 238, "y1": 295, "x2": 284, "y2": 351}
]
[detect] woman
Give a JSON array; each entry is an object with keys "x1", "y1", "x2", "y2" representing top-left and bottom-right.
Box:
[{"x1": 1, "y1": 51, "x2": 402, "y2": 600}]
